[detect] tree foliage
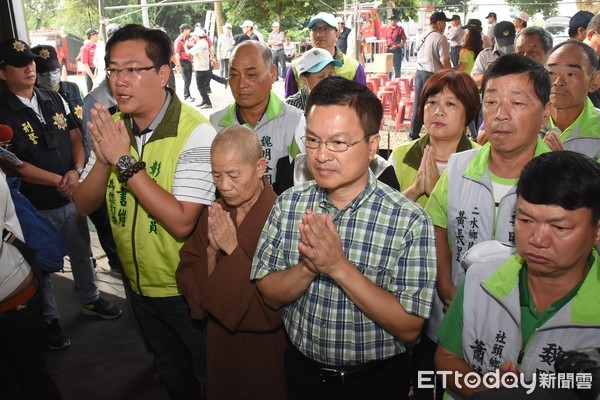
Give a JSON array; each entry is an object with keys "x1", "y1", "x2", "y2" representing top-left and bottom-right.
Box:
[{"x1": 504, "y1": 0, "x2": 558, "y2": 18}]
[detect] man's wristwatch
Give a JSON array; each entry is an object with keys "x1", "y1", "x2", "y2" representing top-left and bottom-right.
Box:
[{"x1": 115, "y1": 155, "x2": 137, "y2": 173}]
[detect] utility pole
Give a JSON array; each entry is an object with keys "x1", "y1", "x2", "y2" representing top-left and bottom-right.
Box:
[
  {"x1": 141, "y1": 0, "x2": 150, "y2": 27},
  {"x1": 98, "y1": 0, "x2": 106, "y2": 42}
]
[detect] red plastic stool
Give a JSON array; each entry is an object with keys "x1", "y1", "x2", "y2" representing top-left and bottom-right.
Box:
[{"x1": 378, "y1": 87, "x2": 397, "y2": 121}]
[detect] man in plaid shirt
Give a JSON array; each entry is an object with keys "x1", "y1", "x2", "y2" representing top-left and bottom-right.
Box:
[{"x1": 251, "y1": 76, "x2": 436, "y2": 400}]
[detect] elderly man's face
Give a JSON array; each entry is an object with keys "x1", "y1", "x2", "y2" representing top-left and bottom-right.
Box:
[
  {"x1": 310, "y1": 21, "x2": 338, "y2": 52},
  {"x1": 305, "y1": 104, "x2": 379, "y2": 199},
  {"x1": 546, "y1": 44, "x2": 598, "y2": 110},
  {"x1": 229, "y1": 44, "x2": 276, "y2": 110},
  {"x1": 483, "y1": 73, "x2": 550, "y2": 157},
  {"x1": 515, "y1": 197, "x2": 600, "y2": 277},
  {"x1": 515, "y1": 34, "x2": 547, "y2": 64},
  {"x1": 211, "y1": 148, "x2": 265, "y2": 209}
]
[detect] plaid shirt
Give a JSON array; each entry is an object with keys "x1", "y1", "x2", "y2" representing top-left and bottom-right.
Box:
[{"x1": 251, "y1": 172, "x2": 436, "y2": 366}]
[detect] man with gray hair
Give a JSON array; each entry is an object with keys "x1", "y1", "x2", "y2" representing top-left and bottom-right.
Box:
[
  {"x1": 514, "y1": 26, "x2": 553, "y2": 64},
  {"x1": 210, "y1": 41, "x2": 305, "y2": 193}
]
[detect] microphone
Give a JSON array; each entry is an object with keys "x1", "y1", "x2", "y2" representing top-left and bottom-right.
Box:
[{"x1": 0, "y1": 124, "x2": 14, "y2": 142}]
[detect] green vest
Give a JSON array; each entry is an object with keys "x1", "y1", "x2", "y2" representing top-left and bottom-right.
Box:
[
  {"x1": 106, "y1": 95, "x2": 210, "y2": 297},
  {"x1": 292, "y1": 47, "x2": 359, "y2": 91}
]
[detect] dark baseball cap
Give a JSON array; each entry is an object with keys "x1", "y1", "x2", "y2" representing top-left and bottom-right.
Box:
[
  {"x1": 494, "y1": 21, "x2": 516, "y2": 47},
  {"x1": 86, "y1": 28, "x2": 99, "y2": 38},
  {"x1": 486, "y1": 12, "x2": 497, "y2": 19},
  {"x1": 179, "y1": 23, "x2": 192, "y2": 32},
  {"x1": 569, "y1": 11, "x2": 594, "y2": 37},
  {"x1": 462, "y1": 19, "x2": 483, "y2": 29},
  {"x1": 430, "y1": 11, "x2": 452, "y2": 23},
  {"x1": 389, "y1": 15, "x2": 399, "y2": 21},
  {"x1": 0, "y1": 38, "x2": 39, "y2": 68},
  {"x1": 31, "y1": 45, "x2": 60, "y2": 73}
]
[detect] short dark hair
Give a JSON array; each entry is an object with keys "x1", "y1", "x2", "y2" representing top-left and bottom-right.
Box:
[
  {"x1": 306, "y1": 76, "x2": 382, "y2": 137},
  {"x1": 105, "y1": 24, "x2": 172, "y2": 68},
  {"x1": 517, "y1": 151, "x2": 600, "y2": 223},
  {"x1": 516, "y1": 26, "x2": 553, "y2": 55},
  {"x1": 547, "y1": 40, "x2": 599, "y2": 74},
  {"x1": 482, "y1": 53, "x2": 551, "y2": 106},
  {"x1": 418, "y1": 70, "x2": 480, "y2": 127}
]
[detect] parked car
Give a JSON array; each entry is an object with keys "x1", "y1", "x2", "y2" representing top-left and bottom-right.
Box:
[{"x1": 544, "y1": 16, "x2": 570, "y2": 46}]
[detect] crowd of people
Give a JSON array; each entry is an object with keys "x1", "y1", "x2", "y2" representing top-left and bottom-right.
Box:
[{"x1": 1, "y1": 8, "x2": 600, "y2": 400}]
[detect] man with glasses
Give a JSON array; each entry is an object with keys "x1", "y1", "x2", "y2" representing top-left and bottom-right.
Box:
[
  {"x1": 284, "y1": 12, "x2": 366, "y2": 98},
  {"x1": 251, "y1": 76, "x2": 436, "y2": 399},
  {"x1": 73, "y1": 24, "x2": 216, "y2": 399},
  {"x1": 0, "y1": 38, "x2": 122, "y2": 351}
]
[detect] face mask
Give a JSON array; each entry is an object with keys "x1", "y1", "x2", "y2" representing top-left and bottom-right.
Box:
[{"x1": 37, "y1": 70, "x2": 61, "y2": 89}]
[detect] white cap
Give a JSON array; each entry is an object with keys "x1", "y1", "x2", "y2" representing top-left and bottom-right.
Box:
[
  {"x1": 308, "y1": 12, "x2": 338, "y2": 29},
  {"x1": 336, "y1": 17, "x2": 344, "y2": 24},
  {"x1": 193, "y1": 27, "x2": 206, "y2": 37},
  {"x1": 272, "y1": 22, "x2": 280, "y2": 27},
  {"x1": 241, "y1": 20, "x2": 254, "y2": 28},
  {"x1": 224, "y1": 23, "x2": 232, "y2": 29},
  {"x1": 296, "y1": 48, "x2": 342, "y2": 75},
  {"x1": 511, "y1": 11, "x2": 529, "y2": 22}
]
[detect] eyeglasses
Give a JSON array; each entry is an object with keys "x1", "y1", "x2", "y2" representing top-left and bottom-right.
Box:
[
  {"x1": 106, "y1": 65, "x2": 159, "y2": 79},
  {"x1": 301, "y1": 134, "x2": 373, "y2": 152},
  {"x1": 310, "y1": 26, "x2": 334, "y2": 34}
]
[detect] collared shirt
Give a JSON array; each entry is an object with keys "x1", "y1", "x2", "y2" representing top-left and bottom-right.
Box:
[
  {"x1": 175, "y1": 34, "x2": 193, "y2": 62},
  {"x1": 387, "y1": 25, "x2": 407, "y2": 47},
  {"x1": 251, "y1": 172, "x2": 437, "y2": 366},
  {"x1": 447, "y1": 24, "x2": 465, "y2": 47},
  {"x1": 416, "y1": 27, "x2": 449, "y2": 73},
  {"x1": 81, "y1": 42, "x2": 96, "y2": 69},
  {"x1": 268, "y1": 30, "x2": 285, "y2": 51}
]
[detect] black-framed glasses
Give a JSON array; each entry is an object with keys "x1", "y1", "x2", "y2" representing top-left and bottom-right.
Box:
[
  {"x1": 301, "y1": 134, "x2": 373, "y2": 153},
  {"x1": 106, "y1": 65, "x2": 160, "y2": 79},
  {"x1": 310, "y1": 26, "x2": 335, "y2": 34}
]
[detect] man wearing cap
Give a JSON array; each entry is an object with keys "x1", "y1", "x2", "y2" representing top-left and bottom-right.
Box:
[
  {"x1": 336, "y1": 17, "x2": 352, "y2": 54},
  {"x1": 210, "y1": 41, "x2": 305, "y2": 193},
  {"x1": 268, "y1": 21, "x2": 287, "y2": 80},
  {"x1": 81, "y1": 28, "x2": 99, "y2": 93},
  {"x1": 570, "y1": 11, "x2": 594, "y2": 41},
  {"x1": 446, "y1": 15, "x2": 465, "y2": 67},
  {"x1": 0, "y1": 38, "x2": 123, "y2": 349},
  {"x1": 511, "y1": 11, "x2": 529, "y2": 33},
  {"x1": 387, "y1": 15, "x2": 408, "y2": 78},
  {"x1": 217, "y1": 23, "x2": 234, "y2": 79},
  {"x1": 174, "y1": 23, "x2": 195, "y2": 102},
  {"x1": 409, "y1": 11, "x2": 452, "y2": 140},
  {"x1": 284, "y1": 11, "x2": 366, "y2": 98},
  {"x1": 285, "y1": 48, "x2": 341, "y2": 111},
  {"x1": 471, "y1": 21, "x2": 515, "y2": 87},
  {"x1": 187, "y1": 27, "x2": 216, "y2": 109},
  {"x1": 486, "y1": 12, "x2": 498, "y2": 45},
  {"x1": 242, "y1": 20, "x2": 259, "y2": 41},
  {"x1": 32, "y1": 44, "x2": 124, "y2": 277}
]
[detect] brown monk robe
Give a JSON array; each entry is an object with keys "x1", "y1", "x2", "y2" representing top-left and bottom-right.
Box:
[{"x1": 177, "y1": 124, "x2": 288, "y2": 400}]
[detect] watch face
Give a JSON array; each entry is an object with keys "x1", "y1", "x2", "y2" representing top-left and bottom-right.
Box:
[{"x1": 116, "y1": 155, "x2": 136, "y2": 172}]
